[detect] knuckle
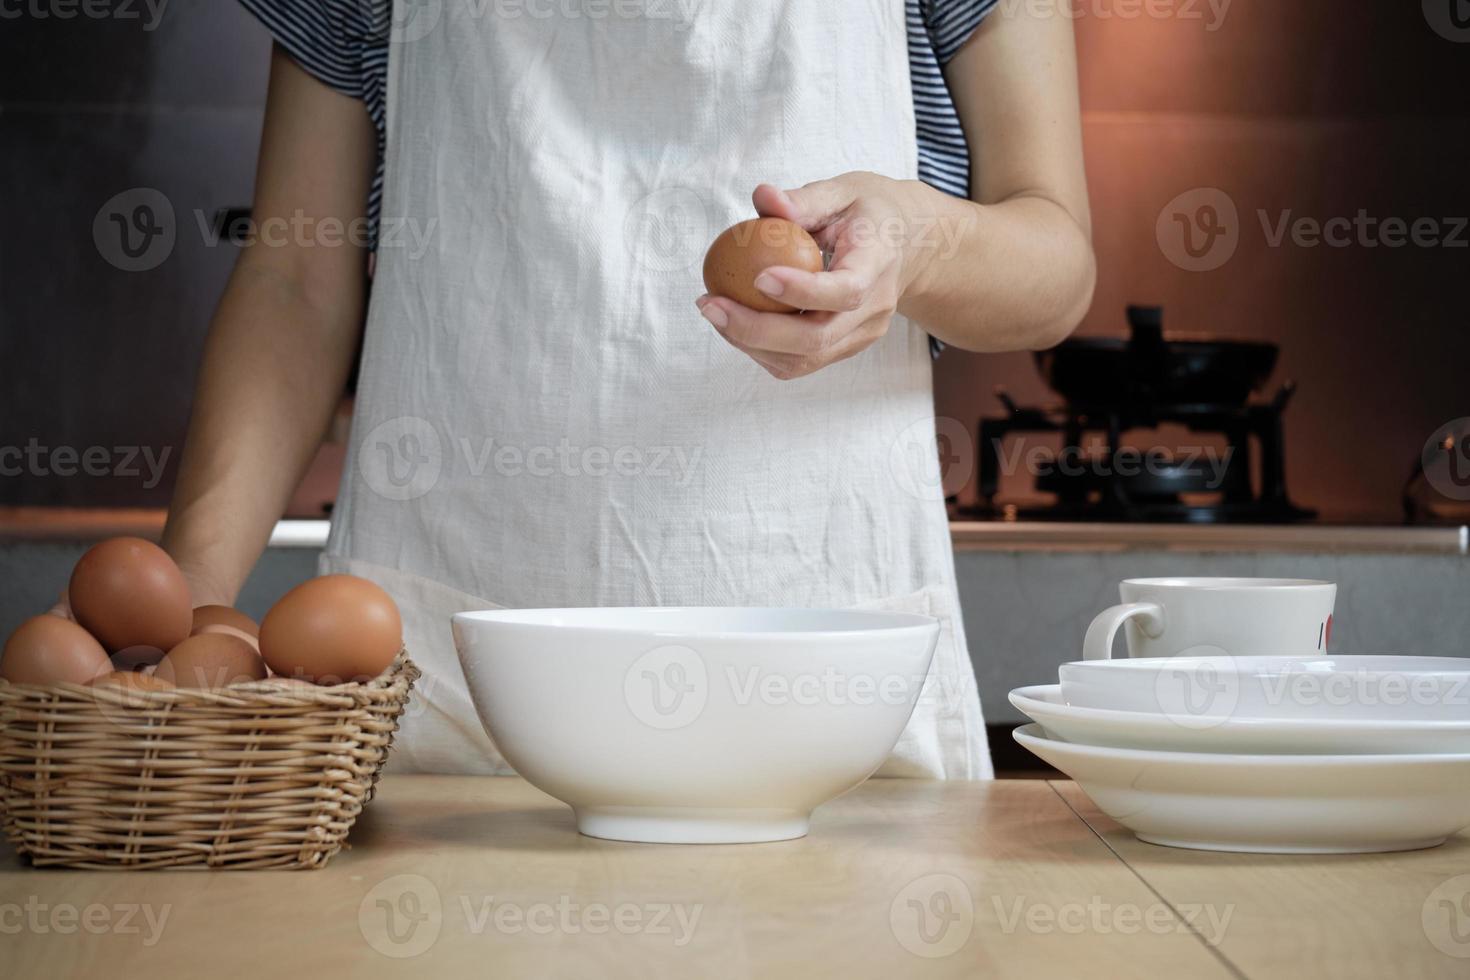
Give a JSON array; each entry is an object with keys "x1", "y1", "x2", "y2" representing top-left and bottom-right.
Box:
[{"x1": 768, "y1": 355, "x2": 821, "y2": 381}]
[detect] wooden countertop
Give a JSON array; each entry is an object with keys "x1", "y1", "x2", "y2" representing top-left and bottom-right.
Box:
[{"x1": 3, "y1": 776, "x2": 1466, "y2": 979}]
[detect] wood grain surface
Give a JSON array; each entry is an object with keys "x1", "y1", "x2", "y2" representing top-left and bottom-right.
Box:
[{"x1": 1, "y1": 776, "x2": 1461, "y2": 979}]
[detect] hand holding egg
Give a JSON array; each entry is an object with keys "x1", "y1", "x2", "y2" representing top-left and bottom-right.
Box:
[
  {"x1": 698, "y1": 176, "x2": 928, "y2": 381},
  {"x1": 702, "y1": 217, "x2": 824, "y2": 314}
]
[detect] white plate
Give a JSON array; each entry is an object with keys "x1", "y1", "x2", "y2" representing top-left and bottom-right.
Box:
[
  {"x1": 1014, "y1": 723, "x2": 1470, "y2": 853},
  {"x1": 451, "y1": 607, "x2": 938, "y2": 844},
  {"x1": 1010, "y1": 685, "x2": 1470, "y2": 755},
  {"x1": 1059, "y1": 655, "x2": 1470, "y2": 722}
]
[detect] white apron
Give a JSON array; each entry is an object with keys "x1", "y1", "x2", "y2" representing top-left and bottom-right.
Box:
[{"x1": 325, "y1": 0, "x2": 992, "y2": 779}]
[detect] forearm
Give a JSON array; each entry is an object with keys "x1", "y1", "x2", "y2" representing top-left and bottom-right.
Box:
[
  {"x1": 901, "y1": 0, "x2": 1093, "y2": 353},
  {"x1": 162, "y1": 259, "x2": 361, "y2": 604},
  {"x1": 899, "y1": 182, "x2": 1096, "y2": 353},
  {"x1": 161, "y1": 45, "x2": 375, "y2": 605}
]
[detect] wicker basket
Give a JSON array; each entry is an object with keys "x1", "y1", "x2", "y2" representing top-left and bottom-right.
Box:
[{"x1": 0, "y1": 653, "x2": 418, "y2": 870}]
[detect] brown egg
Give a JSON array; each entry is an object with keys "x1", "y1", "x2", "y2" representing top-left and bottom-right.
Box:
[
  {"x1": 69, "y1": 537, "x2": 192, "y2": 653},
  {"x1": 259, "y1": 575, "x2": 402, "y2": 684},
  {"x1": 703, "y1": 217, "x2": 824, "y2": 314},
  {"x1": 90, "y1": 670, "x2": 175, "y2": 692},
  {"x1": 1, "y1": 616, "x2": 112, "y2": 686},
  {"x1": 112, "y1": 645, "x2": 167, "y2": 672},
  {"x1": 191, "y1": 605, "x2": 261, "y2": 649},
  {"x1": 155, "y1": 633, "x2": 267, "y2": 689}
]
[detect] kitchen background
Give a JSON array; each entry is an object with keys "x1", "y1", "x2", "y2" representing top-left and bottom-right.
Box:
[
  {"x1": 3, "y1": 1, "x2": 1469, "y2": 761},
  {"x1": 4, "y1": 1, "x2": 1469, "y2": 519}
]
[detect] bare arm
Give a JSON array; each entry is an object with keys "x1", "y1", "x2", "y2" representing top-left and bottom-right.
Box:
[
  {"x1": 161, "y1": 46, "x2": 376, "y2": 604},
  {"x1": 699, "y1": 0, "x2": 1094, "y2": 376},
  {"x1": 911, "y1": 0, "x2": 1095, "y2": 349}
]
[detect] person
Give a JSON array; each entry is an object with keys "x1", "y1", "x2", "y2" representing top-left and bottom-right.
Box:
[{"x1": 161, "y1": 0, "x2": 1095, "y2": 778}]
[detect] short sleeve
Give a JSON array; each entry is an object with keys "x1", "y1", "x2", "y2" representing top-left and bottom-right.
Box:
[
  {"x1": 237, "y1": 0, "x2": 373, "y2": 100},
  {"x1": 239, "y1": 0, "x2": 389, "y2": 249},
  {"x1": 922, "y1": 0, "x2": 999, "y2": 65}
]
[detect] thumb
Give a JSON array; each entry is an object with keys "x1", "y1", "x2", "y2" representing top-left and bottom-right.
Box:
[{"x1": 752, "y1": 179, "x2": 857, "y2": 232}]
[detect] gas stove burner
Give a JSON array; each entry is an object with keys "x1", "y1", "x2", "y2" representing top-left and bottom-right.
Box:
[
  {"x1": 965, "y1": 383, "x2": 1315, "y2": 525},
  {"x1": 958, "y1": 303, "x2": 1315, "y2": 525}
]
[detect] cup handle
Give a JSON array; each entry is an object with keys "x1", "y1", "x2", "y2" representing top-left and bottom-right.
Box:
[{"x1": 1083, "y1": 602, "x2": 1167, "y2": 661}]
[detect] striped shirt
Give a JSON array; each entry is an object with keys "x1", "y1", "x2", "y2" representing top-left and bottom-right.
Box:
[{"x1": 239, "y1": 0, "x2": 998, "y2": 248}]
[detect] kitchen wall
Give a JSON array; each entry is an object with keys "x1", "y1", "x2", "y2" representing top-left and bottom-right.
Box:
[
  {"x1": 3, "y1": 2, "x2": 1468, "y2": 519},
  {"x1": 0, "y1": 3, "x2": 271, "y2": 507},
  {"x1": 934, "y1": 2, "x2": 1470, "y2": 520}
]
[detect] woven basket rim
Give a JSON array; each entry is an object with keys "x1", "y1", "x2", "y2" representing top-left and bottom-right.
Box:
[
  {"x1": 0, "y1": 651, "x2": 419, "y2": 709},
  {"x1": 0, "y1": 651, "x2": 417, "y2": 871}
]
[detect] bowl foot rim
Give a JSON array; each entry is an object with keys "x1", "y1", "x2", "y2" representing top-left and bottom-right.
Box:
[
  {"x1": 574, "y1": 805, "x2": 811, "y2": 844},
  {"x1": 1133, "y1": 833, "x2": 1449, "y2": 854}
]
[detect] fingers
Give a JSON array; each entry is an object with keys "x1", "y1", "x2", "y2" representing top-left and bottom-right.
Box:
[
  {"x1": 739, "y1": 318, "x2": 886, "y2": 381},
  {"x1": 750, "y1": 184, "x2": 799, "y2": 223},
  {"x1": 714, "y1": 331, "x2": 794, "y2": 378},
  {"x1": 694, "y1": 299, "x2": 798, "y2": 377},
  {"x1": 749, "y1": 267, "x2": 862, "y2": 314},
  {"x1": 698, "y1": 295, "x2": 840, "y2": 357},
  {"x1": 696, "y1": 295, "x2": 889, "y2": 381},
  {"x1": 753, "y1": 178, "x2": 857, "y2": 231},
  {"x1": 753, "y1": 237, "x2": 891, "y2": 313}
]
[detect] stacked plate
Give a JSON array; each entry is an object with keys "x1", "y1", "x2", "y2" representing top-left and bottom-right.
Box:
[{"x1": 1011, "y1": 655, "x2": 1470, "y2": 853}]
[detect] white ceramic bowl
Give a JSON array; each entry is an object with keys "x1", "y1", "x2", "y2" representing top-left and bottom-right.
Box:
[
  {"x1": 1010, "y1": 685, "x2": 1470, "y2": 755},
  {"x1": 1059, "y1": 655, "x2": 1470, "y2": 723},
  {"x1": 1014, "y1": 724, "x2": 1470, "y2": 853},
  {"x1": 451, "y1": 607, "x2": 939, "y2": 844}
]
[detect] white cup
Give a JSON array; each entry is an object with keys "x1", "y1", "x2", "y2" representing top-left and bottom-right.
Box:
[{"x1": 1082, "y1": 577, "x2": 1337, "y2": 661}]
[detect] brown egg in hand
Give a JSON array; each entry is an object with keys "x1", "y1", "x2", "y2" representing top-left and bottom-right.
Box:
[
  {"x1": 191, "y1": 605, "x2": 261, "y2": 650},
  {"x1": 703, "y1": 217, "x2": 824, "y2": 314},
  {"x1": 155, "y1": 633, "x2": 267, "y2": 689},
  {"x1": 260, "y1": 575, "x2": 402, "y2": 684},
  {"x1": 1, "y1": 616, "x2": 112, "y2": 686},
  {"x1": 69, "y1": 537, "x2": 192, "y2": 653}
]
